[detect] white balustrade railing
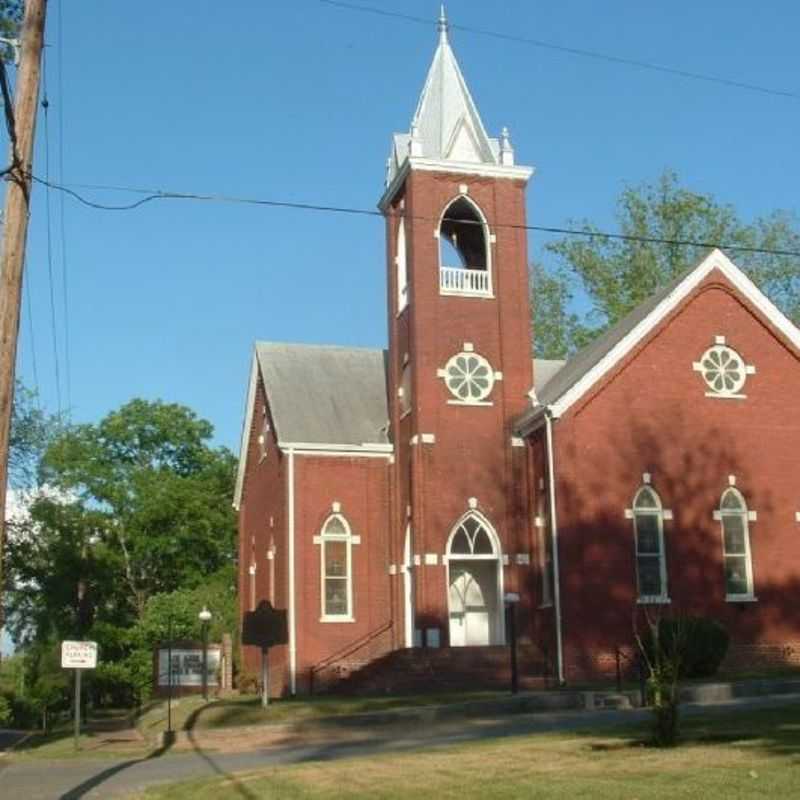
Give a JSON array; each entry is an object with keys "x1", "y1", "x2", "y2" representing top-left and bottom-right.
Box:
[{"x1": 439, "y1": 266, "x2": 492, "y2": 296}]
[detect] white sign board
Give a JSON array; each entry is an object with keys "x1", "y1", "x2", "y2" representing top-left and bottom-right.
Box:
[
  {"x1": 157, "y1": 648, "x2": 220, "y2": 687},
  {"x1": 61, "y1": 640, "x2": 98, "y2": 669}
]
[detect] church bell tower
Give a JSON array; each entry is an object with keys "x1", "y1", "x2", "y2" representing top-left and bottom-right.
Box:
[{"x1": 380, "y1": 9, "x2": 536, "y2": 650}]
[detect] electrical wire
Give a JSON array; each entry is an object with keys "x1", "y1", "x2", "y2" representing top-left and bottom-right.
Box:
[
  {"x1": 40, "y1": 53, "x2": 63, "y2": 416},
  {"x1": 22, "y1": 255, "x2": 41, "y2": 413},
  {"x1": 55, "y1": 0, "x2": 71, "y2": 414},
  {"x1": 316, "y1": 0, "x2": 800, "y2": 102},
  {"x1": 30, "y1": 175, "x2": 800, "y2": 260}
]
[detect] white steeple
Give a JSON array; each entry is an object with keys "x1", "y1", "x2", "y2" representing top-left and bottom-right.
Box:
[{"x1": 383, "y1": 7, "x2": 528, "y2": 191}]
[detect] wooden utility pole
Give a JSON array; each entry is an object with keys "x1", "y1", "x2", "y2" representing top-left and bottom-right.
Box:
[{"x1": 0, "y1": 0, "x2": 48, "y2": 628}]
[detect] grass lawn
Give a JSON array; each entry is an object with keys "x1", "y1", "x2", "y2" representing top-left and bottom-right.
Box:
[
  {"x1": 137, "y1": 704, "x2": 800, "y2": 799},
  {"x1": 135, "y1": 690, "x2": 504, "y2": 738}
]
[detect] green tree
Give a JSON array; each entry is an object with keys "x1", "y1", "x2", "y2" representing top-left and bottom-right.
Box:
[
  {"x1": 536, "y1": 171, "x2": 800, "y2": 357},
  {"x1": 39, "y1": 399, "x2": 238, "y2": 620},
  {"x1": 531, "y1": 262, "x2": 590, "y2": 359},
  {"x1": 9, "y1": 382, "x2": 53, "y2": 489},
  {"x1": 6, "y1": 499, "x2": 122, "y2": 645},
  {"x1": 0, "y1": 1, "x2": 22, "y2": 63}
]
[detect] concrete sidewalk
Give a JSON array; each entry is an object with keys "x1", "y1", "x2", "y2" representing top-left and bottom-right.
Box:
[
  {"x1": 166, "y1": 674, "x2": 800, "y2": 751},
  {"x1": 1, "y1": 692, "x2": 799, "y2": 799}
]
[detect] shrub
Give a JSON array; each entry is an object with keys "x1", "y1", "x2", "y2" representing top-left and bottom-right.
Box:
[
  {"x1": 645, "y1": 616, "x2": 729, "y2": 679},
  {"x1": 0, "y1": 694, "x2": 11, "y2": 726},
  {"x1": 236, "y1": 670, "x2": 259, "y2": 694}
]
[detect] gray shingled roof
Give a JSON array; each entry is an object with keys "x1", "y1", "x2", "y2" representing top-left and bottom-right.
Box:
[
  {"x1": 256, "y1": 342, "x2": 390, "y2": 446},
  {"x1": 256, "y1": 342, "x2": 566, "y2": 446},
  {"x1": 533, "y1": 359, "x2": 566, "y2": 397},
  {"x1": 534, "y1": 266, "x2": 698, "y2": 407}
]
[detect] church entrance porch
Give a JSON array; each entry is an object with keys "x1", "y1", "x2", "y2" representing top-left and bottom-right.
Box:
[{"x1": 445, "y1": 512, "x2": 504, "y2": 647}]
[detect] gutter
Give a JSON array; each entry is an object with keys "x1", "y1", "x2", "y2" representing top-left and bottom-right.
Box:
[
  {"x1": 544, "y1": 410, "x2": 566, "y2": 684},
  {"x1": 287, "y1": 445, "x2": 297, "y2": 695}
]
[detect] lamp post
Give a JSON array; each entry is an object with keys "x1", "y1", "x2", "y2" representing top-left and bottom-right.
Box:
[
  {"x1": 504, "y1": 593, "x2": 520, "y2": 695},
  {"x1": 198, "y1": 606, "x2": 212, "y2": 701}
]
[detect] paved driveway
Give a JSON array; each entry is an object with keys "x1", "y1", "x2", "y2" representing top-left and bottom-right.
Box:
[{"x1": 0, "y1": 730, "x2": 29, "y2": 753}]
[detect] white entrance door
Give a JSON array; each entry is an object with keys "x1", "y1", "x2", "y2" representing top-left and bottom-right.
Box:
[{"x1": 448, "y1": 566, "x2": 491, "y2": 646}]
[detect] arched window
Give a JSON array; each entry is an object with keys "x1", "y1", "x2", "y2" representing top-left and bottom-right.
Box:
[
  {"x1": 536, "y1": 479, "x2": 553, "y2": 607},
  {"x1": 719, "y1": 488, "x2": 754, "y2": 599},
  {"x1": 448, "y1": 513, "x2": 497, "y2": 557},
  {"x1": 396, "y1": 218, "x2": 408, "y2": 312},
  {"x1": 399, "y1": 361, "x2": 412, "y2": 416},
  {"x1": 438, "y1": 197, "x2": 492, "y2": 297},
  {"x1": 632, "y1": 486, "x2": 668, "y2": 602},
  {"x1": 319, "y1": 514, "x2": 353, "y2": 620}
]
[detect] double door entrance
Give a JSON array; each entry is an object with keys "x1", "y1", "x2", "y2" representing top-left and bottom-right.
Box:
[{"x1": 447, "y1": 560, "x2": 501, "y2": 646}]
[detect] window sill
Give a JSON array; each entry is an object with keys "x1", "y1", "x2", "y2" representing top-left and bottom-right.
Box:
[
  {"x1": 446, "y1": 399, "x2": 493, "y2": 407},
  {"x1": 704, "y1": 392, "x2": 747, "y2": 400},
  {"x1": 538, "y1": 602, "x2": 553, "y2": 610},
  {"x1": 637, "y1": 596, "x2": 671, "y2": 605},
  {"x1": 439, "y1": 290, "x2": 495, "y2": 300},
  {"x1": 726, "y1": 595, "x2": 758, "y2": 603},
  {"x1": 319, "y1": 616, "x2": 356, "y2": 623}
]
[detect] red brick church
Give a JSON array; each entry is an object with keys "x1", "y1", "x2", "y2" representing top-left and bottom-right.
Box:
[{"x1": 235, "y1": 13, "x2": 800, "y2": 695}]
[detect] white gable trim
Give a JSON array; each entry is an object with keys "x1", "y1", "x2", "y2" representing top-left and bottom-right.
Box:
[
  {"x1": 233, "y1": 353, "x2": 259, "y2": 511},
  {"x1": 548, "y1": 249, "x2": 800, "y2": 419},
  {"x1": 278, "y1": 441, "x2": 393, "y2": 459}
]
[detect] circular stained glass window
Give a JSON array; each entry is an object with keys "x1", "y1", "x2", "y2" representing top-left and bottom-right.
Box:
[
  {"x1": 697, "y1": 345, "x2": 746, "y2": 395},
  {"x1": 444, "y1": 351, "x2": 495, "y2": 402}
]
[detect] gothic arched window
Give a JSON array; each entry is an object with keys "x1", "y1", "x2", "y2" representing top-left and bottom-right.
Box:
[
  {"x1": 397, "y1": 218, "x2": 408, "y2": 312},
  {"x1": 719, "y1": 488, "x2": 755, "y2": 600},
  {"x1": 319, "y1": 514, "x2": 353, "y2": 620},
  {"x1": 448, "y1": 513, "x2": 498, "y2": 557},
  {"x1": 632, "y1": 486, "x2": 669, "y2": 602}
]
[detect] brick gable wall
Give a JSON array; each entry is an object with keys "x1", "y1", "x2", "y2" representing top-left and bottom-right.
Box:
[{"x1": 547, "y1": 272, "x2": 800, "y2": 680}]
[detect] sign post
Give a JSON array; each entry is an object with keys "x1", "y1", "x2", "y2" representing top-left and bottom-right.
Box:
[
  {"x1": 61, "y1": 641, "x2": 98, "y2": 751},
  {"x1": 242, "y1": 601, "x2": 288, "y2": 710}
]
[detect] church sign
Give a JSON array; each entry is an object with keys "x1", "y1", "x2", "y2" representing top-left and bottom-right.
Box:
[{"x1": 156, "y1": 644, "x2": 221, "y2": 689}]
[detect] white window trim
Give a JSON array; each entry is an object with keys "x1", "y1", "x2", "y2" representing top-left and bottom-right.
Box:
[
  {"x1": 439, "y1": 350, "x2": 497, "y2": 405},
  {"x1": 257, "y1": 408, "x2": 269, "y2": 463},
  {"x1": 317, "y1": 513, "x2": 355, "y2": 622},
  {"x1": 692, "y1": 338, "x2": 755, "y2": 400},
  {"x1": 718, "y1": 487, "x2": 757, "y2": 602},
  {"x1": 396, "y1": 218, "x2": 408, "y2": 314},
  {"x1": 631, "y1": 486, "x2": 670, "y2": 604}
]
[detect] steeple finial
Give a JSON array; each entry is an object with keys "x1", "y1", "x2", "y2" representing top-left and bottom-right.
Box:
[{"x1": 438, "y1": 5, "x2": 448, "y2": 42}]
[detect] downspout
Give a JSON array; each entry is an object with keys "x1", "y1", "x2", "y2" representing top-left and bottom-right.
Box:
[
  {"x1": 544, "y1": 411, "x2": 566, "y2": 684},
  {"x1": 287, "y1": 446, "x2": 297, "y2": 695}
]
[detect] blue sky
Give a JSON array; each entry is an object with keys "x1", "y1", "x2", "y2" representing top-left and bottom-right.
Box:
[{"x1": 13, "y1": 0, "x2": 800, "y2": 451}]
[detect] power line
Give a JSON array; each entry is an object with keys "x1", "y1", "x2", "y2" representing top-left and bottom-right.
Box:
[
  {"x1": 55, "y1": 0, "x2": 71, "y2": 414},
  {"x1": 22, "y1": 255, "x2": 41, "y2": 412},
  {"x1": 40, "y1": 55, "x2": 63, "y2": 416},
  {"x1": 30, "y1": 175, "x2": 800, "y2": 260},
  {"x1": 316, "y1": 0, "x2": 799, "y2": 102}
]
